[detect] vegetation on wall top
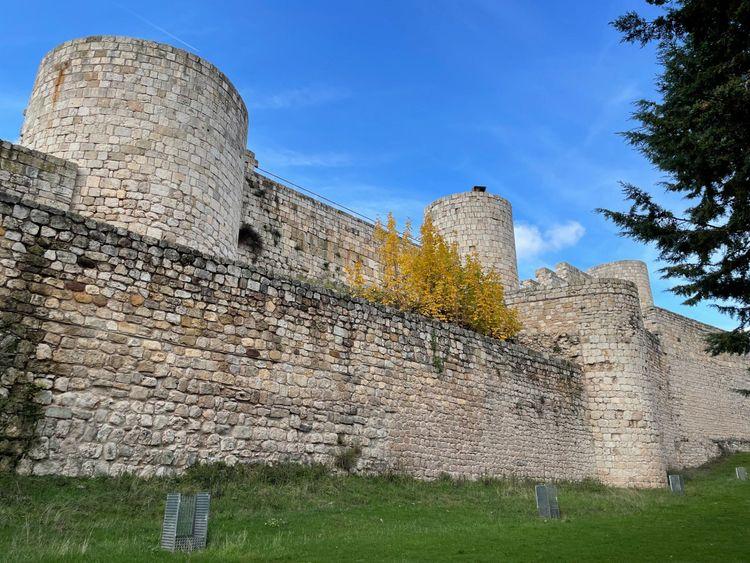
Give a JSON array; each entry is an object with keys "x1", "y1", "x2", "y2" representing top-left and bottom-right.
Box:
[{"x1": 347, "y1": 214, "x2": 521, "y2": 340}]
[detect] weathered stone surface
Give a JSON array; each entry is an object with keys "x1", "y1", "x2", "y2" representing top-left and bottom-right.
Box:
[
  {"x1": 20, "y1": 36, "x2": 248, "y2": 260},
  {"x1": 0, "y1": 192, "x2": 596, "y2": 481},
  {"x1": 0, "y1": 140, "x2": 76, "y2": 210},
  {"x1": 507, "y1": 266, "x2": 750, "y2": 487}
]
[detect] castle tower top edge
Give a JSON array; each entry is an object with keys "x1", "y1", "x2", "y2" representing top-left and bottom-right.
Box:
[
  {"x1": 19, "y1": 35, "x2": 249, "y2": 259},
  {"x1": 588, "y1": 259, "x2": 654, "y2": 308},
  {"x1": 425, "y1": 188, "x2": 519, "y2": 293},
  {"x1": 28, "y1": 35, "x2": 248, "y2": 120}
]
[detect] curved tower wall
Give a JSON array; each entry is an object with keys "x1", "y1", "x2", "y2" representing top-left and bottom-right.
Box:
[
  {"x1": 425, "y1": 190, "x2": 519, "y2": 293},
  {"x1": 588, "y1": 260, "x2": 654, "y2": 308},
  {"x1": 20, "y1": 36, "x2": 248, "y2": 259}
]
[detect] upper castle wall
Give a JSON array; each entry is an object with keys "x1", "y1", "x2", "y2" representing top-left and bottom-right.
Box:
[
  {"x1": 19, "y1": 36, "x2": 248, "y2": 260},
  {"x1": 0, "y1": 141, "x2": 77, "y2": 210},
  {"x1": 240, "y1": 162, "x2": 381, "y2": 286}
]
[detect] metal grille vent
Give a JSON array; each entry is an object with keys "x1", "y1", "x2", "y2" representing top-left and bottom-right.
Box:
[
  {"x1": 535, "y1": 484, "x2": 560, "y2": 518},
  {"x1": 161, "y1": 492, "x2": 210, "y2": 552}
]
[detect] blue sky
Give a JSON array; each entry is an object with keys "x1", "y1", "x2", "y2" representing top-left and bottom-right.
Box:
[{"x1": 0, "y1": 1, "x2": 735, "y2": 329}]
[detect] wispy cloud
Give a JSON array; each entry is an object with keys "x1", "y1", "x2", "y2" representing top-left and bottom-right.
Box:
[
  {"x1": 514, "y1": 220, "x2": 585, "y2": 262},
  {"x1": 249, "y1": 86, "x2": 350, "y2": 110},
  {"x1": 259, "y1": 147, "x2": 354, "y2": 168},
  {"x1": 113, "y1": 3, "x2": 200, "y2": 52},
  {"x1": 583, "y1": 84, "x2": 640, "y2": 147}
]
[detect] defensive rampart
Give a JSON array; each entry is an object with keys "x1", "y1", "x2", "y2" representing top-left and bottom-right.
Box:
[{"x1": 0, "y1": 192, "x2": 596, "y2": 481}]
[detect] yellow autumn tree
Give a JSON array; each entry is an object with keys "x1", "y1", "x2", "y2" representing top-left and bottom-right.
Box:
[{"x1": 347, "y1": 214, "x2": 521, "y2": 340}]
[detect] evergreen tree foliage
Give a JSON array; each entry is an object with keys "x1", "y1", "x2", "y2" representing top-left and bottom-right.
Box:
[
  {"x1": 599, "y1": 0, "x2": 750, "y2": 355},
  {"x1": 347, "y1": 214, "x2": 521, "y2": 340}
]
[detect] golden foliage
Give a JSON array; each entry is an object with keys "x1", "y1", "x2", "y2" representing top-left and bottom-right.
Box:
[{"x1": 346, "y1": 214, "x2": 521, "y2": 340}]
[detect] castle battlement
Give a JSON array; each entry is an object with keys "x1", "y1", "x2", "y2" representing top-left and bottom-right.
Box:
[{"x1": 1, "y1": 36, "x2": 748, "y2": 486}]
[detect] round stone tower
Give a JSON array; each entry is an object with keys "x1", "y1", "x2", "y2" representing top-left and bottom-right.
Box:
[
  {"x1": 20, "y1": 36, "x2": 248, "y2": 259},
  {"x1": 425, "y1": 187, "x2": 519, "y2": 293},
  {"x1": 587, "y1": 260, "x2": 654, "y2": 308}
]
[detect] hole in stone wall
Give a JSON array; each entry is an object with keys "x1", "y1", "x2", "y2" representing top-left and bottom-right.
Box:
[
  {"x1": 77, "y1": 255, "x2": 98, "y2": 269},
  {"x1": 238, "y1": 225, "x2": 263, "y2": 255}
]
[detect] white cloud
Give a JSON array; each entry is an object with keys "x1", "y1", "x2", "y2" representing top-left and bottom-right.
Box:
[
  {"x1": 514, "y1": 224, "x2": 546, "y2": 258},
  {"x1": 250, "y1": 86, "x2": 350, "y2": 110},
  {"x1": 514, "y1": 221, "x2": 585, "y2": 261},
  {"x1": 260, "y1": 148, "x2": 353, "y2": 168},
  {"x1": 546, "y1": 221, "x2": 586, "y2": 250}
]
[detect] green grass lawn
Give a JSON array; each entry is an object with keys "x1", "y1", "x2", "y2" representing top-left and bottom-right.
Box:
[{"x1": 1, "y1": 453, "x2": 749, "y2": 562}]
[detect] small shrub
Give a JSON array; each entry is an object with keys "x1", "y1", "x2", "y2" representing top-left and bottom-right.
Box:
[
  {"x1": 430, "y1": 329, "x2": 445, "y2": 373},
  {"x1": 346, "y1": 214, "x2": 521, "y2": 340},
  {"x1": 334, "y1": 446, "x2": 362, "y2": 472}
]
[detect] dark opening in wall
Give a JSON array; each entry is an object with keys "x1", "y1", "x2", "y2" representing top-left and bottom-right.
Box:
[
  {"x1": 77, "y1": 255, "x2": 98, "y2": 269},
  {"x1": 238, "y1": 225, "x2": 263, "y2": 255}
]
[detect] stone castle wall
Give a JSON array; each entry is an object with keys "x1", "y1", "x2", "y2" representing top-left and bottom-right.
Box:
[
  {"x1": 507, "y1": 263, "x2": 750, "y2": 480},
  {"x1": 19, "y1": 36, "x2": 248, "y2": 260},
  {"x1": 2, "y1": 34, "x2": 749, "y2": 487},
  {"x1": 0, "y1": 192, "x2": 596, "y2": 480},
  {"x1": 644, "y1": 307, "x2": 750, "y2": 467},
  {"x1": 239, "y1": 162, "x2": 381, "y2": 286},
  {"x1": 0, "y1": 141, "x2": 77, "y2": 210},
  {"x1": 506, "y1": 275, "x2": 668, "y2": 487}
]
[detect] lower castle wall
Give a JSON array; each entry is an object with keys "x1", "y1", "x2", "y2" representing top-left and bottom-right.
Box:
[
  {"x1": 0, "y1": 141, "x2": 77, "y2": 211},
  {"x1": 644, "y1": 307, "x2": 750, "y2": 467},
  {"x1": 0, "y1": 192, "x2": 596, "y2": 481}
]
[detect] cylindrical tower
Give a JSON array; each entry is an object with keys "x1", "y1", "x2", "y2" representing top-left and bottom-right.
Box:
[
  {"x1": 20, "y1": 36, "x2": 248, "y2": 259},
  {"x1": 425, "y1": 187, "x2": 519, "y2": 293},
  {"x1": 587, "y1": 260, "x2": 654, "y2": 308}
]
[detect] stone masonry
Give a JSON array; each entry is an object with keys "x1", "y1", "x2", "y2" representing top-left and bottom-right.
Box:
[
  {"x1": 20, "y1": 36, "x2": 248, "y2": 260},
  {"x1": 426, "y1": 189, "x2": 520, "y2": 293},
  {"x1": 0, "y1": 140, "x2": 77, "y2": 210},
  {"x1": 1, "y1": 192, "x2": 595, "y2": 480},
  {"x1": 589, "y1": 260, "x2": 654, "y2": 308},
  {"x1": 240, "y1": 156, "x2": 382, "y2": 287},
  {"x1": 1, "y1": 35, "x2": 748, "y2": 486}
]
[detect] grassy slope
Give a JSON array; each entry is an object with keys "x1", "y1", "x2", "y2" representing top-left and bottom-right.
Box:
[{"x1": 0, "y1": 453, "x2": 748, "y2": 562}]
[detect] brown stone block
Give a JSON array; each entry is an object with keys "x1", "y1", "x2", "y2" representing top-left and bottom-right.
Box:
[{"x1": 65, "y1": 280, "x2": 86, "y2": 292}]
